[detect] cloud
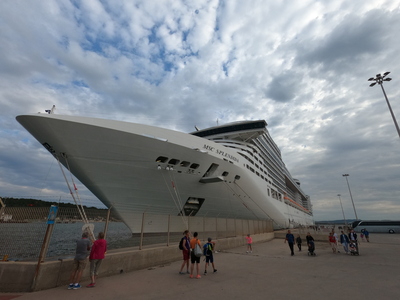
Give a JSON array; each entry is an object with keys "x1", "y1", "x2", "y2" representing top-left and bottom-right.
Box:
[{"x1": 1, "y1": 0, "x2": 400, "y2": 222}]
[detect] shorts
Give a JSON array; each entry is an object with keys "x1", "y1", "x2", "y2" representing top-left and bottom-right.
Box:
[
  {"x1": 73, "y1": 258, "x2": 88, "y2": 271},
  {"x1": 90, "y1": 259, "x2": 103, "y2": 276},
  {"x1": 205, "y1": 255, "x2": 214, "y2": 263},
  {"x1": 190, "y1": 250, "x2": 200, "y2": 264},
  {"x1": 182, "y1": 249, "x2": 190, "y2": 260}
]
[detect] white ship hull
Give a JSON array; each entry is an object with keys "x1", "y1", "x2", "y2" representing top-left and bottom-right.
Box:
[{"x1": 17, "y1": 114, "x2": 314, "y2": 232}]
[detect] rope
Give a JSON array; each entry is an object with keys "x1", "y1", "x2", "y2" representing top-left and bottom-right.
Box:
[
  {"x1": 160, "y1": 170, "x2": 188, "y2": 229},
  {"x1": 56, "y1": 155, "x2": 95, "y2": 241},
  {"x1": 63, "y1": 154, "x2": 91, "y2": 224}
]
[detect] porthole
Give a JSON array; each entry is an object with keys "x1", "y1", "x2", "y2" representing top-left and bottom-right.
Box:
[
  {"x1": 156, "y1": 156, "x2": 168, "y2": 163},
  {"x1": 168, "y1": 158, "x2": 180, "y2": 165},
  {"x1": 190, "y1": 163, "x2": 199, "y2": 169},
  {"x1": 180, "y1": 161, "x2": 190, "y2": 167}
]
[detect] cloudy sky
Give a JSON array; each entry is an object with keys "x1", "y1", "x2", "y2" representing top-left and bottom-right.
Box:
[{"x1": 1, "y1": 0, "x2": 400, "y2": 222}]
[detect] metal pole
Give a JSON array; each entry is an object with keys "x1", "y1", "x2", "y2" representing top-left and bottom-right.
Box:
[
  {"x1": 368, "y1": 72, "x2": 399, "y2": 139},
  {"x1": 380, "y1": 83, "x2": 400, "y2": 139},
  {"x1": 343, "y1": 174, "x2": 358, "y2": 220},
  {"x1": 337, "y1": 194, "x2": 347, "y2": 227},
  {"x1": 167, "y1": 214, "x2": 170, "y2": 247},
  {"x1": 139, "y1": 213, "x2": 145, "y2": 250},
  {"x1": 31, "y1": 205, "x2": 58, "y2": 291},
  {"x1": 103, "y1": 207, "x2": 112, "y2": 239}
]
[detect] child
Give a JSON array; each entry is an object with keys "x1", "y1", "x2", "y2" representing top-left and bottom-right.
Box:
[
  {"x1": 245, "y1": 234, "x2": 252, "y2": 253},
  {"x1": 203, "y1": 237, "x2": 217, "y2": 275},
  {"x1": 360, "y1": 229, "x2": 365, "y2": 242},
  {"x1": 296, "y1": 235, "x2": 302, "y2": 251},
  {"x1": 329, "y1": 232, "x2": 337, "y2": 253}
]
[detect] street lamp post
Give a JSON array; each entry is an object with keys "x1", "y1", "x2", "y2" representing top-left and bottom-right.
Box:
[
  {"x1": 337, "y1": 194, "x2": 347, "y2": 227},
  {"x1": 342, "y1": 174, "x2": 359, "y2": 220},
  {"x1": 368, "y1": 72, "x2": 400, "y2": 139}
]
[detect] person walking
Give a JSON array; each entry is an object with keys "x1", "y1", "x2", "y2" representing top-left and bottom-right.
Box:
[
  {"x1": 179, "y1": 230, "x2": 190, "y2": 274},
  {"x1": 68, "y1": 231, "x2": 91, "y2": 289},
  {"x1": 348, "y1": 229, "x2": 359, "y2": 252},
  {"x1": 285, "y1": 230, "x2": 295, "y2": 256},
  {"x1": 329, "y1": 232, "x2": 337, "y2": 253},
  {"x1": 340, "y1": 230, "x2": 350, "y2": 254},
  {"x1": 360, "y1": 229, "x2": 365, "y2": 242},
  {"x1": 189, "y1": 232, "x2": 202, "y2": 279},
  {"x1": 363, "y1": 229, "x2": 370, "y2": 242},
  {"x1": 245, "y1": 234, "x2": 253, "y2": 253},
  {"x1": 87, "y1": 232, "x2": 107, "y2": 288},
  {"x1": 203, "y1": 237, "x2": 217, "y2": 276},
  {"x1": 296, "y1": 235, "x2": 302, "y2": 252},
  {"x1": 332, "y1": 229, "x2": 340, "y2": 253}
]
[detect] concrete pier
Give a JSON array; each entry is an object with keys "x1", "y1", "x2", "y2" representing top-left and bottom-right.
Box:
[{"x1": 1, "y1": 232, "x2": 399, "y2": 300}]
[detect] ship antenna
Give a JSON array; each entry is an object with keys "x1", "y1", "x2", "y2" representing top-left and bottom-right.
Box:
[
  {"x1": 45, "y1": 105, "x2": 56, "y2": 114},
  {"x1": 216, "y1": 118, "x2": 219, "y2": 125},
  {"x1": 194, "y1": 126, "x2": 199, "y2": 131}
]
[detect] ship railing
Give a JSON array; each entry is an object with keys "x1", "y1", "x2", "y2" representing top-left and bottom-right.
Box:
[{"x1": 284, "y1": 196, "x2": 311, "y2": 214}]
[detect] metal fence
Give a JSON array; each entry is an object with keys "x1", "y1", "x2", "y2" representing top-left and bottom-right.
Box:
[{"x1": 0, "y1": 206, "x2": 273, "y2": 262}]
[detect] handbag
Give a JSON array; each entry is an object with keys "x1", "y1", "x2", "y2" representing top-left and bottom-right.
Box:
[{"x1": 194, "y1": 241, "x2": 203, "y2": 257}]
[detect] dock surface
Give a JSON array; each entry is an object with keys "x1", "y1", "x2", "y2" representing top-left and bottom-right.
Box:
[{"x1": 1, "y1": 233, "x2": 399, "y2": 300}]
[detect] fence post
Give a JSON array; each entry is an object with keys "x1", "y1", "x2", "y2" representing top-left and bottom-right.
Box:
[
  {"x1": 103, "y1": 207, "x2": 112, "y2": 239},
  {"x1": 203, "y1": 216, "x2": 205, "y2": 237},
  {"x1": 31, "y1": 205, "x2": 58, "y2": 291},
  {"x1": 167, "y1": 214, "x2": 170, "y2": 247},
  {"x1": 215, "y1": 217, "x2": 218, "y2": 239},
  {"x1": 139, "y1": 213, "x2": 145, "y2": 250}
]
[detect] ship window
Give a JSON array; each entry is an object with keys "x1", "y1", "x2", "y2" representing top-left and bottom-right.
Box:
[
  {"x1": 169, "y1": 158, "x2": 180, "y2": 165},
  {"x1": 156, "y1": 156, "x2": 168, "y2": 163},
  {"x1": 180, "y1": 161, "x2": 190, "y2": 167},
  {"x1": 190, "y1": 163, "x2": 199, "y2": 169},
  {"x1": 222, "y1": 171, "x2": 229, "y2": 176}
]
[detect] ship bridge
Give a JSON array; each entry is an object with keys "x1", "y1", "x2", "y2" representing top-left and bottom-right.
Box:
[{"x1": 191, "y1": 120, "x2": 267, "y2": 142}]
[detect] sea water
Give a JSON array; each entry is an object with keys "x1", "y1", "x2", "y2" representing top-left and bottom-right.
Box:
[{"x1": 0, "y1": 222, "x2": 136, "y2": 261}]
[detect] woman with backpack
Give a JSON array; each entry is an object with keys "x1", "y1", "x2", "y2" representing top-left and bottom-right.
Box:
[{"x1": 179, "y1": 230, "x2": 190, "y2": 275}]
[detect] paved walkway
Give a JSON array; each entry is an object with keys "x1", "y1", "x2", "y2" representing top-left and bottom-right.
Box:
[{"x1": 1, "y1": 233, "x2": 399, "y2": 300}]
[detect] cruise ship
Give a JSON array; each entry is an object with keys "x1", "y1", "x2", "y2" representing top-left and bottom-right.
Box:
[{"x1": 16, "y1": 113, "x2": 314, "y2": 232}]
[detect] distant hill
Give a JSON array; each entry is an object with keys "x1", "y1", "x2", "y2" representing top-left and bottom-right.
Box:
[{"x1": 0, "y1": 197, "x2": 102, "y2": 210}]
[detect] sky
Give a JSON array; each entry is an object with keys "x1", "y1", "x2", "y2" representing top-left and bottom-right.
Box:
[{"x1": 1, "y1": 0, "x2": 400, "y2": 222}]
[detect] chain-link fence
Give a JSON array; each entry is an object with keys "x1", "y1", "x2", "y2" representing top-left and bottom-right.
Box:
[{"x1": 0, "y1": 205, "x2": 273, "y2": 262}]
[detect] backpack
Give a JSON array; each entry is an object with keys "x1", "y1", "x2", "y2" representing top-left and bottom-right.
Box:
[
  {"x1": 194, "y1": 241, "x2": 203, "y2": 257},
  {"x1": 179, "y1": 237, "x2": 185, "y2": 250},
  {"x1": 203, "y1": 242, "x2": 213, "y2": 256}
]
